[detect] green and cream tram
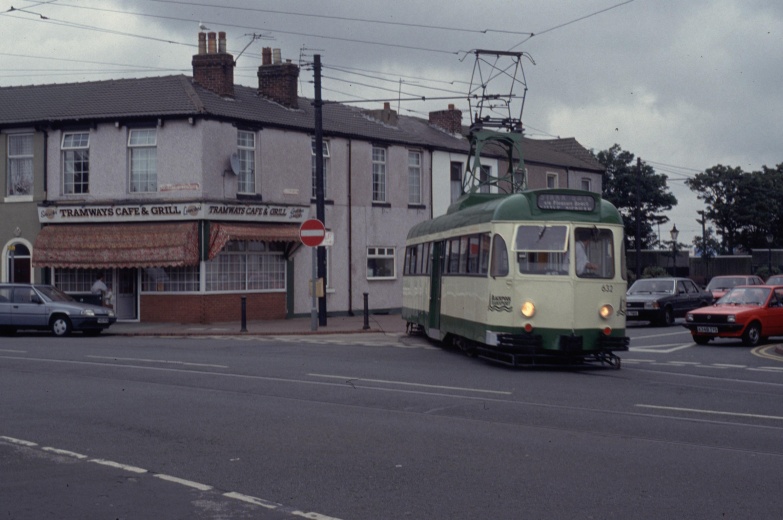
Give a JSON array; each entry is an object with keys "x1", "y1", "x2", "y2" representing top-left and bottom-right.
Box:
[{"x1": 402, "y1": 189, "x2": 629, "y2": 368}]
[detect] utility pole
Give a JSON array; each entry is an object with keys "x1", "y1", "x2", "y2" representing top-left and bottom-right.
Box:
[
  {"x1": 313, "y1": 54, "x2": 327, "y2": 326},
  {"x1": 697, "y1": 210, "x2": 708, "y2": 277},
  {"x1": 635, "y1": 157, "x2": 641, "y2": 280}
]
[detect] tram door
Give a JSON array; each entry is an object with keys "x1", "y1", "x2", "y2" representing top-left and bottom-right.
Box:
[
  {"x1": 115, "y1": 268, "x2": 138, "y2": 320},
  {"x1": 428, "y1": 241, "x2": 444, "y2": 332}
]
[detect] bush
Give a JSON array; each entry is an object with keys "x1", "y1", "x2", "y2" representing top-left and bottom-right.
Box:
[{"x1": 642, "y1": 266, "x2": 669, "y2": 278}]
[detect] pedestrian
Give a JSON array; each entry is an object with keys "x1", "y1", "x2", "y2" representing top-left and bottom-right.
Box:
[{"x1": 91, "y1": 273, "x2": 108, "y2": 304}]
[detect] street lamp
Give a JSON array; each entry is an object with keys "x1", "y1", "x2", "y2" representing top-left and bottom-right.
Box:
[
  {"x1": 670, "y1": 224, "x2": 679, "y2": 275},
  {"x1": 767, "y1": 232, "x2": 774, "y2": 274}
]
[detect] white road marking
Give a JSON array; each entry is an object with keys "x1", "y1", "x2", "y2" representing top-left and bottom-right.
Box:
[
  {"x1": 86, "y1": 355, "x2": 228, "y2": 369},
  {"x1": 632, "y1": 330, "x2": 693, "y2": 340},
  {"x1": 1, "y1": 435, "x2": 343, "y2": 519},
  {"x1": 90, "y1": 458, "x2": 147, "y2": 473},
  {"x1": 42, "y1": 447, "x2": 88, "y2": 459},
  {"x1": 154, "y1": 473, "x2": 213, "y2": 491},
  {"x1": 630, "y1": 343, "x2": 694, "y2": 353},
  {"x1": 223, "y1": 492, "x2": 281, "y2": 510},
  {"x1": 637, "y1": 404, "x2": 783, "y2": 421},
  {"x1": 0, "y1": 349, "x2": 26, "y2": 353},
  {"x1": 0, "y1": 436, "x2": 37, "y2": 447},
  {"x1": 308, "y1": 373, "x2": 512, "y2": 395}
]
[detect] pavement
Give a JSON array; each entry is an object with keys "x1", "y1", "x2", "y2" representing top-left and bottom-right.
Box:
[{"x1": 107, "y1": 312, "x2": 408, "y2": 337}]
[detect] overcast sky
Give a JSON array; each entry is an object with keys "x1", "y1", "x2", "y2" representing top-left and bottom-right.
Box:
[{"x1": 2, "y1": 0, "x2": 781, "y2": 246}]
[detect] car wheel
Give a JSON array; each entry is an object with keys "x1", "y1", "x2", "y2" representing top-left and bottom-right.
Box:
[
  {"x1": 741, "y1": 322, "x2": 762, "y2": 347},
  {"x1": 693, "y1": 335, "x2": 711, "y2": 345},
  {"x1": 50, "y1": 316, "x2": 72, "y2": 337}
]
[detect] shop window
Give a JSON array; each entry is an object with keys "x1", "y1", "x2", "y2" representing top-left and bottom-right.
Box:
[
  {"x1": 62, "y1": 132, "x2": 90, "y2": 194},
  {"x1": 367, "y1": 246, "x2": 395, "y2": 279},
  {"x1": 206, "y1": 241, "x2": 286, "y2": 292},
  {"x1": 141, "y1": 266, "x2": 199, "y2": 292},
  {"x1": 129, "y1": 128, "x2": 158, "y2": 193}
]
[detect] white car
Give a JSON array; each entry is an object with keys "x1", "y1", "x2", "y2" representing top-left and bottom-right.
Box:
[{"x1": 0, "y1": 283, "x2": 116, "y2": 336}]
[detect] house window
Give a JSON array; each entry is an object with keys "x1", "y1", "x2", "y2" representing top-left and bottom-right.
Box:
[
  {"x1": 367, "y1": 246, "x2": 395, "y2": 279},
  {"x1": 62, "y1": 132, "x2": 90, "y2": 194},
  {"x1": 546, "y1": 172, "x2": 558, "y2": 189},
  {"x1": 128, "y1": 129, "x2": 157, "y2": 193},
  {"x1": 206, "y1": 241, "x2": 286, "y2": 292},
  {"x1": 238, "y1": 130, "x2": 255, "y2": 194},
  {"x1": 311, "y1": 138, "x2": 330, "y2": 198},
  {"x1": 450, "y1": 161, "x2": 463, "y2": 203},
  {"x1": 581, "y1": 178, "x2": 592, "y2": 191},
  {"x1": 372, "y1": 146, "x2": 386, "y2": 202},
  {"x1": 408, "y1": 150, "x2": 422, "y2": 204},
  {"x1": 480, "y1": 164, "x2": 491, "y2": 193},
  {"x1": 7, "y1": 133, "x2": 33, "y2": 197}
]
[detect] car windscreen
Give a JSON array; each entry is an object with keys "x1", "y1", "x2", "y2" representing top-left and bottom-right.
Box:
[
  {"x1": 36, "y1": 285, "x2": 76, "y2": 303},
  {"x1": 707, "y1": 277, "x2": 746, "y2": 291},
  {"x1": 628, "y1": 279, "x2": 674, "y2": 294},
  {"x1": 719, "y1": 287, "x2": 770, "y2": 305}
]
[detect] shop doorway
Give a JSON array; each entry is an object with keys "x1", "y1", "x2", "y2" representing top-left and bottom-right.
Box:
[{"x1": 115, "y1": 268, "x2": 138, "y2": 320}]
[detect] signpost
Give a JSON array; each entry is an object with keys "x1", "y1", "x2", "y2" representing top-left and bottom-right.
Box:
[{"x1": 300, "y1": 219, "x2": 326, "y2": 330}]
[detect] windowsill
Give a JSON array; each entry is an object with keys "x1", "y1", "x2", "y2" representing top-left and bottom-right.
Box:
[
  {"x1": 407, "y1": 204, "x2": 426, "y2": 210},
  {"x1": 371, "y1": 202, "x2": 391, "y2": 208},
  {"x1": 3, "y1": 195, "x2": 34, "y2": 203},
  {"x1": 237, "y1": 193, "x2": 263, "y2": 201},
  {"x1": 310, "y1": 198, "x2": 334, "y2": 205},
  {"x1": 367, "y1": 277, "x2": 397, "y2": 281}
]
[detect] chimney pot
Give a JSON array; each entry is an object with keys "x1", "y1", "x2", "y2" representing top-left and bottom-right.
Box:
[
  {"x1": 448, "y1": 104, "x2": 455, "y2": 110},
  {"x1": 262, "y1": 47, "x2": 272, "y2": 65},
  {"x1": 207, "y1": 32, "x2": 217, "y2": 54},
  {"x1": 384, "y1": 102, "x2": 391, "y2": 110},
  {"x1": 218, "y1": 31, "x2": 226, "y2": 53},
  {"x1": 198, "y1": 32, "x2": 206, "y2": 55},
  {"x1": 272, "y1": 48, "x2": 282, "y2": 64}
]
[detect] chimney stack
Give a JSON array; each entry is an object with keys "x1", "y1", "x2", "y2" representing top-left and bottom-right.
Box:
[
  {"x1": 366, "y1": 102, "x2": 398, "y2": 126},
  {"x1": 192, "y1": 31, "x2": 235, "y2": 97},
  {"x1": 257, "y1": 47, "x2": 300, "y2": 108},
  {"x1": 429, "y1": 104, "x2": 463, "y2": 134}
]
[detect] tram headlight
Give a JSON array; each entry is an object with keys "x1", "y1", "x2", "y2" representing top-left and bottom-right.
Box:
[
  {"x1": 521, "y1": 301, "x2": 535, "y2": 318},
  {"x1": 599, "y1": 304, "x2": 614, "y2": 319}
]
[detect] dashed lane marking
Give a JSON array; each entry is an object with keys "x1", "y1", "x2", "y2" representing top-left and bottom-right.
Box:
[{"x1": 0, "y1": 435, "x2": 343, "y2": 519}]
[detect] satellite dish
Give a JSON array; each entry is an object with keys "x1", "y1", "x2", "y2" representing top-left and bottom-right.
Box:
[{"x1": 228, "y1": 153, "x2": 240, "y2": 175}]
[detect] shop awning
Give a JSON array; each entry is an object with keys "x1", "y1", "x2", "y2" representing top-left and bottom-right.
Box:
[
  {"x1": 33, "y1": 222, "x2": 200, "y2": 269},
  {"x1": 208, "y1": 222, "x2": 301, "y2": 259}
]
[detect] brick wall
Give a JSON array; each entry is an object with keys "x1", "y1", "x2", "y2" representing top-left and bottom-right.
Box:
[{"x1": 141, "y1": 293, "x2": 286, "y2": 323}]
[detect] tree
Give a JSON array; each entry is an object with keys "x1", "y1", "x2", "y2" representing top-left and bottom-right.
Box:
[
  {"x1": 685, "y1": 165, "x2": 783, "y2": 254},
  {"x1": 594, "y1": 144, "x2": 678, "y2": 250}
]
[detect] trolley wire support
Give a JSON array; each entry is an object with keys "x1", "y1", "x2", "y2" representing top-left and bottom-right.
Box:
[{"x1": 461, "y1": 49, "x2": 535, "y2": 197}]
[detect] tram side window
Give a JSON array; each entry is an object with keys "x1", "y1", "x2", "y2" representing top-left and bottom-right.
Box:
[
  {"x1": 423, "y1": 242, "x2": 432, "y2": 275},
  {"x1": 466, "y1": 235, "x2": 480, "y2": 273},
  {"x1": 447, "y1": 238, "x2": 460, "y2": 273},
  {"x1": 458, "y1": 236, "x2": 469, "y2": 273},
  {"x1": 479, "y1": 234, "x2": 491, "y2": 275},
  {"x1": 490, "y1": 234, "x2": 509, "y2": 277}
]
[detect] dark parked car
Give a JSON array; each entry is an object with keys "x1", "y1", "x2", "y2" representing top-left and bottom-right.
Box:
[
  {"x1": 705, "y1": 275, "x2": 764, "y2": 301},
  {"x1": 684, "y1": 285, "x2": 783, "y2": 346},
  {"x1": 626, "y1": 277, "x2": 713, "y2": 326},
  {"x1": 0, "y1": 283, "x2": 116, "y2": 336}
]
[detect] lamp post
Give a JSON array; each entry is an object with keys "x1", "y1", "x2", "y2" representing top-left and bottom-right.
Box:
[
  {"x1": 670, "y1": 224, "x2": 679, "y2": 276},
  {"x1": 767, "y1": 233, "x2": 774, "y2": 274}
]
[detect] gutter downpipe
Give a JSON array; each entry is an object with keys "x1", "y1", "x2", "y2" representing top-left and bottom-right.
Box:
[{"x1": 347, "y1": 139, "x2": 354, "y2": 315}]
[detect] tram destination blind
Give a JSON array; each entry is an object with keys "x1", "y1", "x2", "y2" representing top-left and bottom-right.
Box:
[{"x1": 536, "y1": 193, "x2": 595, "y2": 212}]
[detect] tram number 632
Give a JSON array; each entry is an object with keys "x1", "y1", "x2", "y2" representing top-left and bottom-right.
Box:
[{"x1": 601, "y1": 284, "x2": 614, "y2": 293}]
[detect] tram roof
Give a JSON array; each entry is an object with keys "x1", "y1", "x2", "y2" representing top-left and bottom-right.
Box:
[{"x1": 407, "y1": 190, "x2": 623, "y2": 240}]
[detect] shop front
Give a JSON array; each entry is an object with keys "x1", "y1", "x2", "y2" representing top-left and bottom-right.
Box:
[{"x1": 33, "y1": 201, "x2": 308, "y2": 323}]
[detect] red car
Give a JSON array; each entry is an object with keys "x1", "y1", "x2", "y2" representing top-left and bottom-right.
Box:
[{"x1": 683, "y1": 285, "x2": 783, "y2": 346}]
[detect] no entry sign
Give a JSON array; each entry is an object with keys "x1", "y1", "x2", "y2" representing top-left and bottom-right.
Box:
[{"x1": 299, "y1": 218, "x2": 326, "y2": 247}]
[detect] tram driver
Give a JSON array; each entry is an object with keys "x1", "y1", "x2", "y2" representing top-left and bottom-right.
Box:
[{"x1": 576, "y1": 233, "x2": 598, "y2": 275}]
